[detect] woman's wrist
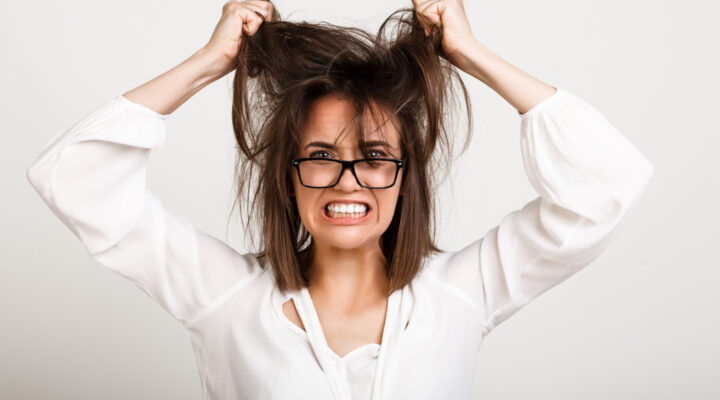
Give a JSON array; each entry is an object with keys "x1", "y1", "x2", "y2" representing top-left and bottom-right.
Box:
[
  {"x1": 191, "y1": 46, "x2": 234, "y2": 84},
  {"x1": 122, "y1": 47, "x2": 231, "y2": 116},
  {"x1": 449, "y1": 40, "x2": 496, "y2": 84},
  {"x1": 451, "y1": 40, "x2": 556, "y2": 115}
]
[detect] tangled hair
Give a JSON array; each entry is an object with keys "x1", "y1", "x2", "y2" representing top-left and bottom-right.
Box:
[{"x1": 228, "y1": 2, "x2": 473, "y2": 294}]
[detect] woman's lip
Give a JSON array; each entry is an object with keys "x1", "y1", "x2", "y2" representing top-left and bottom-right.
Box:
[
  {"x1": 323, "y1": 201, "x2": 371, "y2": 209},
  {"x1": 321, "y1": 206, "x2": 372, "y2": 225}
]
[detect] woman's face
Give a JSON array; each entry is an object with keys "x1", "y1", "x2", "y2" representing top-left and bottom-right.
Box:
[{"x1": 291, "y1": 93, "x2": 403, "y2": 251}]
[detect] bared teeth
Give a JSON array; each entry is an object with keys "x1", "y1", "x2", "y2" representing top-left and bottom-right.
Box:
[
  {"x1": 326, "y1": 202, "x2": 368, "y2": 213},
  {"x1": 327, "y1": 210, "x2": 367, "y2": 218},
  {"x1": 325, "y1": 202, "x2": 369, "y2": 218}
]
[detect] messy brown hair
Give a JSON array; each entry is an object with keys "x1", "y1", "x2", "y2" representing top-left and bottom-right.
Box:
[{"x1": 227, "y1": 2, "x2": 472, "y2": 294}]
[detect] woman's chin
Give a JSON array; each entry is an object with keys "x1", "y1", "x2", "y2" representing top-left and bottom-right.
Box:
[{"x1": 315, "y1": 234, "x2": 376, "y2": 251}]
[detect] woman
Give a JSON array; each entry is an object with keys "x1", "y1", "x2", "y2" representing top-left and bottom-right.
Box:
[{"x1": 26, "y1": 0, "x2": 654, "y2": 399}]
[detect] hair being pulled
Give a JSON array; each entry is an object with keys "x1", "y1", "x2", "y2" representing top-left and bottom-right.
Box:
[{"x1": 227, "y1": 1, "x2": 473, "y2": 294}]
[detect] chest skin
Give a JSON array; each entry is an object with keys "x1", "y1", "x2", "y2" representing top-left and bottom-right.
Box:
[{"x1": 282, "y1": 295, "x2": 388, "y2": 358}]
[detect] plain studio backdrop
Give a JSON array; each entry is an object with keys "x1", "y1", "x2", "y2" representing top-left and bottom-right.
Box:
[{"x1": 1, "y1": 0, "x2": 717, "y2": 398}]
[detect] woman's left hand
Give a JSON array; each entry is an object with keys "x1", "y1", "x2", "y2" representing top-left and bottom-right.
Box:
[{"x1": 412, "y1": 0, "x2": 477, "y2": 67}]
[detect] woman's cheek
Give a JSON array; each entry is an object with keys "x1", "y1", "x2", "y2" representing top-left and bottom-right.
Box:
[{"x1": 378, "y1": 199, "x2": 395, "y2": 226}]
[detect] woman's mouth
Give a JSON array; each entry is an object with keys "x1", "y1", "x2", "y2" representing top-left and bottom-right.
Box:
[{"x1": 321, "y1": 202, "x2": 371, "y2": 224}]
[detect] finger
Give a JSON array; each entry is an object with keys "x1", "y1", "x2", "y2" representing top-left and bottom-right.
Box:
[
  {"x1": 415, "y1": 11, "x2": 432, "y2": 28},
  {"x1": 245, "y1": 0, "x2": 273, "y2": 21},
  {"x1": 413, "y1": 1, "x2": 440, "y2": 29},
  {"x1": 243, "y1": 3, "x2": 269, "y2": 21},
  {"x1": 410, "y1": 0, "x2": 434, "y2": 8},
  {"x1": 419, "y1": 1, "x2": 442, "y2": 26},
  {"x1": 259, "y1": 1, "x2": 274, "y2": 21},
  {"x1": 241, "y1": 10, "x2": 264, "y2": 36},
  {"x1": 244, "y1": 17, "x2": 263, "y2": 36}
]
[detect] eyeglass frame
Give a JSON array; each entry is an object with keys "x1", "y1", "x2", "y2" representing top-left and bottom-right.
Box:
[{"x1": 290, "y1": 157, "x2": 406, "y2": 189}]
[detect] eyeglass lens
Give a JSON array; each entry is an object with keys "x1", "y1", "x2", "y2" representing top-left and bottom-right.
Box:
[{"x1": 298, "y1": 159, "x2": 398, "y2": 188}]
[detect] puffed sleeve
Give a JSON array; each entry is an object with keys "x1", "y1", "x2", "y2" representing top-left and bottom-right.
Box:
[
  {"x1": 426, "y1": 87, "x2": 654, "y2": 336},
  {"x1": 26, "y1": 94, "x2": 264, "y2": 328}
]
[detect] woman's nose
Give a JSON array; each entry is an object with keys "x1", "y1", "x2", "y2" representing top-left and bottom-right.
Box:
[{"x1": 335, "y1": 166, "x2": 361, "y2": 191}]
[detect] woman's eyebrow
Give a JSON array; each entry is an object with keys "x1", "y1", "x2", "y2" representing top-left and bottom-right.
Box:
[
  {"x1": 360, "y1": 140, "x2": 394, "y2": 149},
  {"x1": 304, "y1": 141, "x2": 334, "y2": 150},
  {"x1": 303, "y1": 140, "x2": 395, "y2": 150}
]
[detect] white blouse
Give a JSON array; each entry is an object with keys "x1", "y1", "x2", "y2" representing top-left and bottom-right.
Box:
[{"x1": 26, "y1": 87, "x2": 654, "y2": 400}]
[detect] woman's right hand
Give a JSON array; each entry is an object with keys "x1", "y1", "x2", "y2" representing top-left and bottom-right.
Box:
[{"x1": 203, "y1": 0, "x2": 274, "y2": 76}]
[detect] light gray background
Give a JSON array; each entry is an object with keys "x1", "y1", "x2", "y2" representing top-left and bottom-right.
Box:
[{"x1": 2, "y1": 0, "x2": 717, "y2": 398}]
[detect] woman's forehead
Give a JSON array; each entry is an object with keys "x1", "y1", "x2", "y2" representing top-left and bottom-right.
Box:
[
  {"x1": 301, "y1": 130, "x2": 400, "y2": 150},
  {"x1": 301, "y1": 94, "x2": 401, "y2": 148}
]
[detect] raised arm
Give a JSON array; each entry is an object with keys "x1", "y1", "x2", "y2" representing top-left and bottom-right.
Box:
[
  {"x1": 25, "y1": 1, "x2": 275, "y2": 328},
  {"x1": 413, "y1": 1, "x2": 654, "y2": 336},
  {"x1": 427, "y1": 86, "x2": 654, "y2": 336},
  {"x1": 122, "y1": 0, "x2": 275, "y2": 114},
  {"x1": 412, "y1": 0, "x2": 557, "y2": 114}
]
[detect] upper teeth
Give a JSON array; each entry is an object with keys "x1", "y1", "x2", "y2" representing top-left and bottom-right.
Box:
[{"x1": 327, "y1": 203, "x2": 367, "y2": 213}]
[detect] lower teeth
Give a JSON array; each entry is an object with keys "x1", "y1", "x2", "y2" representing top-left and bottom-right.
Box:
[{"x1": 327, "y1": 210, "x2": 367, "y2": 218}]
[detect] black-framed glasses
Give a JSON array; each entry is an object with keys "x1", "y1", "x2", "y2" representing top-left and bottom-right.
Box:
[{"x1": 290, "y1": 157, "x2": 405, "y2": 189}]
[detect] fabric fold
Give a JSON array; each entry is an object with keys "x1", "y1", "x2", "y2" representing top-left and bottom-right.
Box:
[
  {"x1": 26, "y1": 94, "x2": 262, "y2": 327},
  {"x1": 426, "y1": 87, "x2": 654, "y2": 336}
]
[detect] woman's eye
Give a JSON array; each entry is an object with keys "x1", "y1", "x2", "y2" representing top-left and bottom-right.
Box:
[
  {"x1": 367, "y1": 150, "x2": 387, "y2": 158},
  {"x1": 310, "y1": 151, "x2": 332, "y2": 158}
]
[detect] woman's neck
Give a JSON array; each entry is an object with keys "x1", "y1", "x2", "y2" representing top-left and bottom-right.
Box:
[{"x1": 307, "y1": 240, "x2": 390, "y2": 311}]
